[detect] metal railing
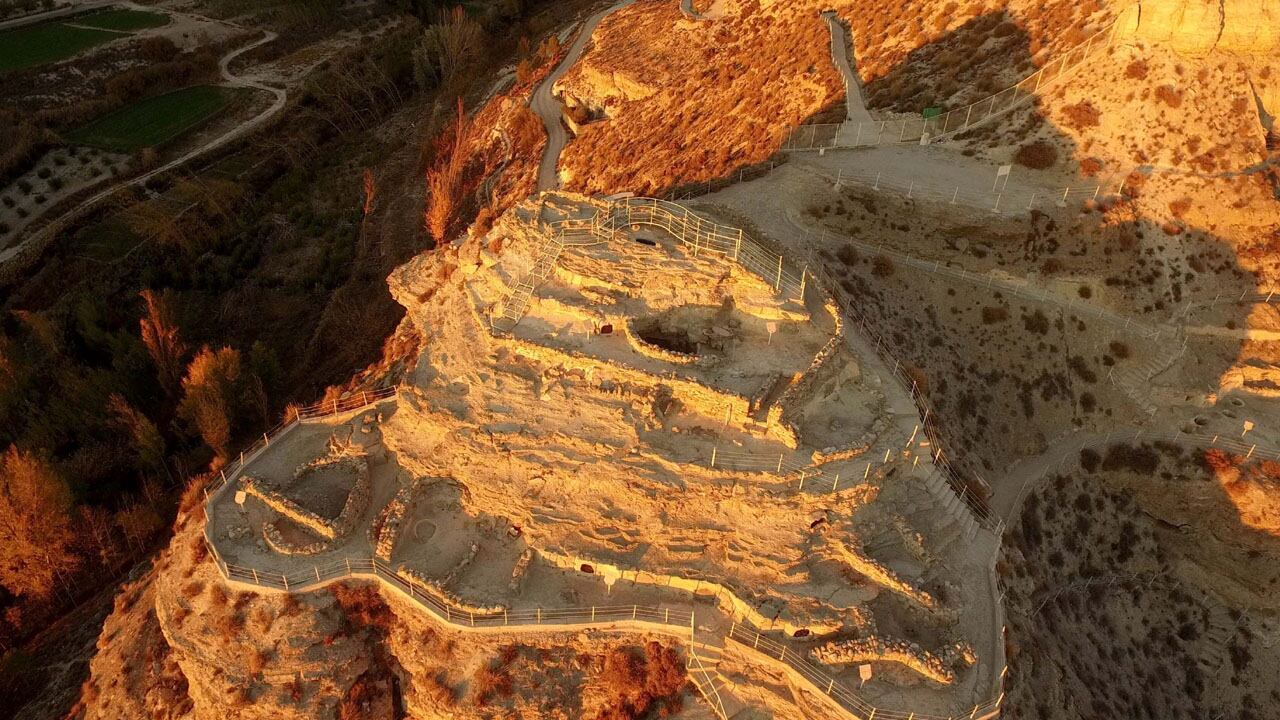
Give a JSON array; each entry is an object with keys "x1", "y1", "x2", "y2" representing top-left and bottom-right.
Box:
[
  {"x1": 198, "y1": 379, "x2": 1014, "y2": 719},
  {"x1": 608, "y1": 197, "x2": 805, "y2": 298},
  {"x1": 686, "y1": 644, "x2": 729, "y2": 720},
  {"x1": 201, "y1": 385, "x2": 398, "y2": 503},
  {"x1": 806, "y1": 261, "x2": 1000, "y2": 528},
  {"x1": 783, "y1": 4, "x2": 1141, "y2": 151},
  {"x1": 819, "y1": 165, "x2": 1117, "y2": 215},
  {"x1": 490, "y1": 196, "x2": 809, "y2": 331}
]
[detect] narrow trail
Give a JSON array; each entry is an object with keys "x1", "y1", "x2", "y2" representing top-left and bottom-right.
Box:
[
  {"x1": 0, "y1": 30, "x2": 284, "y2": 274},
  {"x1": 0, "y1": 0, "x2": 113, "y2": 31},
  {"x1": 822, "y1": 12, "x2": 872, "y2": 126},
  {"x1": 532, "y1": 0, "x2": 635, "y2": 191}
]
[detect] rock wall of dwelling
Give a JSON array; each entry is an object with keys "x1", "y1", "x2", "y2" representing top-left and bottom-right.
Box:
[
  {"x1": 537, "y1": 547, "x2": 843, "y2": 638},
  {"x1": 497, "y1": 333, "x2": 800, "y2": 448}
]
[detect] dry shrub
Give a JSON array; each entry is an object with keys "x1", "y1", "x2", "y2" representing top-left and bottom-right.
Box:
[
  {"x1": 1014, "y1": 141, "x2": 1058, "y2": 169},
  {"x1": 208, "y1": 583, "x2": 228, "y2": 607},
  {"x1": 594, "y1": 642, "x2": 686, "y2": 720},
  {"x1": 1154, "y1": 85, "x2": 1183, "y2": 108},
  {"x1": 1109, "y1": 341, "x2": 1130, "y2": 359},
  {"x1": 246, "y1": 647, "x2": 270, "y2": 678},
  {"x1": 1168, "y1": 197, "x2": 1191, "y2": 218},
  {"x1": 182, "y1": 581, "x2": 204, "y2": 599},
  {"x1": 1079, "y1": 157, "x2": 1103, "y2": 177},
  {"x1": 329, "y1": 583, "x2": 393, "y2": 637},
  {"x1": 1101, "y1": 443, "x2": 1158, "y2": 474},
  {"x1": 1121, "y1": 171, "x2": 1147, "y2": 199},
  {"x1": 1125, "y1": 59, "x2": 1148, "y2": 79},
  {"x1": 279, "y1": 592, "x2": 303, "y2": 618},
  {"x1": 214, "y1": 611, "x2": 245, "y2": 642},
  {"x1": 471, "y1": 661, "x2": 514, "y2": 707},
  {"x1": 981, "y1": 306, "x2": 1009, "y2": 324},
  {"x1": 1061, "y1": 100, "x2": 1101, "y2": 131},
  {"x1": 871, "y1": 255, "x2": 895, "y2": 277}
]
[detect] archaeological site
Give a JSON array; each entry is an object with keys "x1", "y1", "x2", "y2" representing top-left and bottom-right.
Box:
[{"x1": 2, "y1": 1, "x2": 1279, "y2": 720}]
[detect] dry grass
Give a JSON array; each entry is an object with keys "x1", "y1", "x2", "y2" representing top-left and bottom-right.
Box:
[{"x1": 593, "y1": 642, "x2": 687, "y2": 720}]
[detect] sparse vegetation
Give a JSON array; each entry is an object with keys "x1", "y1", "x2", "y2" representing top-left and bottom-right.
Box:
[{"x1": 1014, "y1": 140, "x2": 1058, "y2": 169}]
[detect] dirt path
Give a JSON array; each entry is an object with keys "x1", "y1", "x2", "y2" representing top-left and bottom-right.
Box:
[
  {"x1": 0, "y1": 0, "x2": 113, "y2": 32},
  {"x1": 532, "y1": 0, "x2": 635, "y2": 191},
  {"x1": 0, "y1": 30, "x2": 284, "y2": 276},
  {"x1": 822, "y1": 12, "x2": 872, "y2": 126}
]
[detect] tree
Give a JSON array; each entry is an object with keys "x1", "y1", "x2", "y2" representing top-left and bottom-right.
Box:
[
  {"x1": 115, "y1": 502, "x2": 163, "y2": 553},
  {"x1": 413, "y1": 6, "x2": 484, "y2": 91},
  {"x1": 362, "y1": 168, "x2": 377, "y2": 217},
  {"x1": 424, "y1": 98, "x2": 477, "y2": 242},
  {"x1": 0, "y1": 446, "x2": 78, "y2": 599},
  {"x1": 107, "y1": 394, "x2": 167, "y2": 479},
  {"x1": 139, "y1": 288, "x2": 187, "y2": 397},
  {"x1": 177, "y1": 347, "x2": 244, "y2": 461}
]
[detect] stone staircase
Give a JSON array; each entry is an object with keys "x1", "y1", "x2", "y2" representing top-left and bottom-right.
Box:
[
  {"x1": 1197, "y1": 603, "x2": 1239, "y2": 676},
  {"x1": 688, "y1": 635, "x2": 759, "y2": 719},
  {"x1": 920, "y1": 470, "x2": 979, "y2": 542},
  {"x1": 1109, "y1": 330, "x2": 1186, "y2": 418}
]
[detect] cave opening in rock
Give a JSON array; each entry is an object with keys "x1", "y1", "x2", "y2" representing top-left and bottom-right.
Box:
[{"x1": 633, "y1": 318, "x2": 699, "y2": 355}]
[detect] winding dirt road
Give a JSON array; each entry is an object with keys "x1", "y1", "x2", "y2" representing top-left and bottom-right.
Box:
[
  {"x1": 532, "y1": 0, "x2": 634, "y2": 191},
  {"x1": 0, "y1": 30, "x2": 284, "y2": 276}
]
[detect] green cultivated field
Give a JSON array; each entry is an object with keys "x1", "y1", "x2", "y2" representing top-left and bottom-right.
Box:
[
  {"x1": 0, "y1": 9, "x2": 168, "y2": 73},
  {"x1": 68, "y1": 86, "x2": 239, "y2": 151},
  {"x1": 72, "y1": 8, "x2": 169, "y2": 32},
  {"x1": 0, "y1": 22, "x2": 122, "y2": 72}
]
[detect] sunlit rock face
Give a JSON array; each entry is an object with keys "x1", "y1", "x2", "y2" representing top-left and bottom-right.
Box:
[{"x1": 1121, "y1": 0, "x2": 1279, "y2": 56}]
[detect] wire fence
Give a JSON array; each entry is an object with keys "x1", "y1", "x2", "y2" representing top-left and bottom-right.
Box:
[
  {"x1": 804, "y1": 260, "x2": 1000, "y2": 528},
  {"x1": 1005, "y1": 427, "x2": 1280, "y2": 520},
  {"x1": 492, "y1": 194, "x2": 999, "y2": 529},
  {"x1": 202, "y1": 541, "x2": 1008, "y2": 720},
  {"x1": 782, "y1": 5, "x2": 1140, "y2": 151},
  {"x1": 819, "y1": 165, "x2": 1117, "y2": 215}
]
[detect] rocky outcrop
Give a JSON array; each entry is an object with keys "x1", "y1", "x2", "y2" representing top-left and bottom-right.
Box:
[{"x1": 1121, "y1": 0, "x2": 1279, "y2": 56}]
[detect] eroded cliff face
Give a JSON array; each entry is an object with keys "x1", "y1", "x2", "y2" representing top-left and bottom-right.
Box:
[
  {"x1": 70, "y1": 511, "x2": 696, "y2": 720},
  {"x1": 1122, "y1": 0, "x2": 1279, "y2": 56}
]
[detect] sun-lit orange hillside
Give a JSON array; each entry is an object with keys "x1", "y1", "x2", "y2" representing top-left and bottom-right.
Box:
[{"x1": 555, "y1": 0, "x2": 844, "y2": 195}]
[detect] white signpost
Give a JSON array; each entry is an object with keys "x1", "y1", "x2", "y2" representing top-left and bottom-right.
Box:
[{"x1": 993, "y1": 164, "x2": 1012, "y2": 192}]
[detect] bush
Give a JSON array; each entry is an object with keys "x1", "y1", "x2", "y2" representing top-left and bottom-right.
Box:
[
  {"x1": 1061, "y1": 101, "x2": 1101, "y2": 131},
  {"x1": 1022, "y1": 310, "x2": 1050, "y2": 334},
  {"x1": 1155, "y1": 85, "x2": 1183, "y2": 108},
  {"x1": 1014, "y1": 141, "x2": 1058, "y2": 169},
  {"x1": 1125, "y1": 59, "x2": 1148, "y2": 79},
  {"x1": 836, "y1": 244, "x2": 859, "y2": 266},
  {"x1": 871, "y1": 255, "x2": 894, "y2": 277},
  {"x1": 981, "y1": 306, "x2": 1008, "y2": 324},
  {"x1": 1101, "y1": 443, "x2": 1159, "y2": 474}
]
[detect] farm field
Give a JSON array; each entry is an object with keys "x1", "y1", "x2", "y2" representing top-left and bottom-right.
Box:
[
  {"x1": 67, "y1": 85, "x2": 240, "y2": 151},
  {"x1": 0, "y1": 21, "x2": 122, "y2": 73},
  {"x1": 71, "y1": 8, "x2": 169, "y2": 31},
  {"x1": 0, "y1": 8, "x2": 168, "y2": 73}
]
